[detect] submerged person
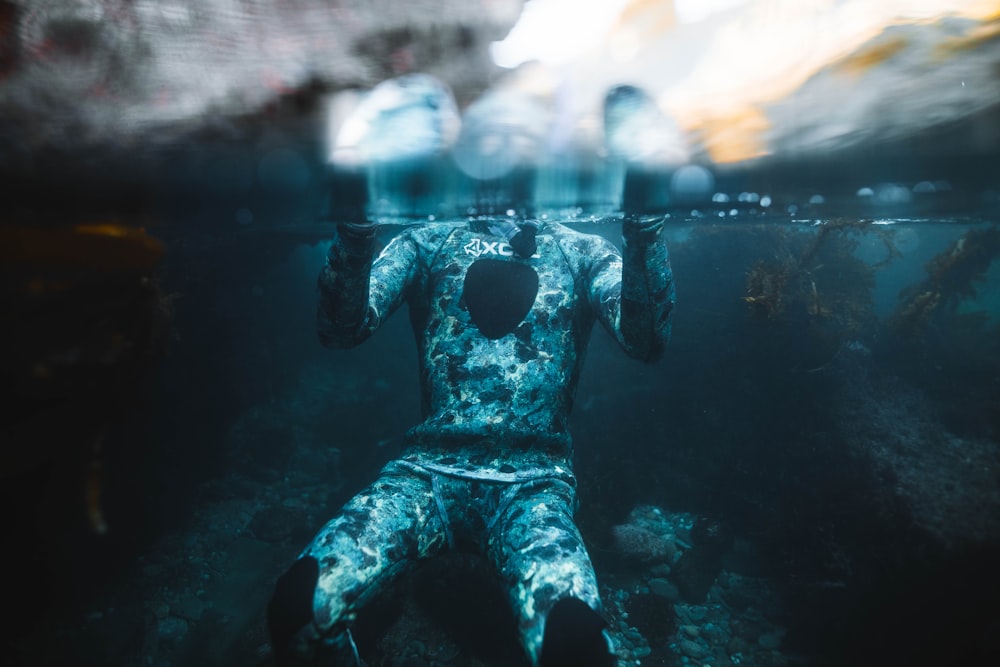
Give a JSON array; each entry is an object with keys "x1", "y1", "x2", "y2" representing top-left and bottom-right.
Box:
[{"x1": 268, "y1": 173, "x2": 675, "y2": 667}]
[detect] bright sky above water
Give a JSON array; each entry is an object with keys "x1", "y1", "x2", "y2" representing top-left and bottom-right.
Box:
[
  {"x1": 491, "y1": 0, "x2": 759, "y2": 68},
  {"x1": 489, "y1": 0, "x2": 1000, "y2": 163},
  {"x1": 493, "y1": 0, "x2": 998, "y2": 69},
  {"x1": 491, "y1": 0, "x2": 632, "y2": 67}
]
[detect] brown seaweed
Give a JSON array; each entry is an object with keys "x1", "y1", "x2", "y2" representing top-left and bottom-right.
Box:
[
  {"x1": 891, "y1": 225, "x2": 1000, "y2": 334},
  {"x1": 742, "y1": 219, "x2": 885, "y2": 341}
]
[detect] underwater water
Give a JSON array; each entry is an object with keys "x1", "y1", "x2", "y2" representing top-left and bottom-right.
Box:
[{"x1": 5, "y1": 151, "x2": 999, "y2": 667}]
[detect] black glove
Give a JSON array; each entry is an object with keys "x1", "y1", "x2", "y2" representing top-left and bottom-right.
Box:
[
  {"x1": 328, "y1": 167, "x2": 370, "y2": 224},
  {"x1": 622, "y1": 166, "x2": 656, "y2": 217},
  {"x1": 487, "y1": 219, "x2": 538, "y2": 258}
]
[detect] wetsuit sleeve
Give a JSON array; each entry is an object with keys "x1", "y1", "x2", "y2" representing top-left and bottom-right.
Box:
[
  {"x1": 589, "y1": 216, "x2": 675, "y2": 362},
  {"x1": 317, "y1": 224, "x2": 419, "y2": 348}
]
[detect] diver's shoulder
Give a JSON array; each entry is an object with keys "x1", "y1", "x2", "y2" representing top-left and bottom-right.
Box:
[
  {"x1": 394, "y1": 221, "x2": 461, "y2": 246},
  {"x1": 542, "y1": 221, "x2": 575, "y2": 236},
  {"x1": 546, "y1": 222, "x2": 616, "y2": 255},
  {"x1": 544, "y1": 221, "x2": 606, "y2": 240}
]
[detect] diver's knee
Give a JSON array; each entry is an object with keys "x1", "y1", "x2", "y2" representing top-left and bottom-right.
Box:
[{"x1": 540, "y1": 597, "x2": 615, "y2": 667}]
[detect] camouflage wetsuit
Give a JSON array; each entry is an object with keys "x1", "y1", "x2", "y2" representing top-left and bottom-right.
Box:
[{"x1": 269, "y1": 215, "x2": 674, "y2": 666}]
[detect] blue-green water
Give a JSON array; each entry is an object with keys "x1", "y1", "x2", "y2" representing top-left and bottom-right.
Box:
[{"x1": 5, "y1": 150, "x2": 1000, "y2": 666}]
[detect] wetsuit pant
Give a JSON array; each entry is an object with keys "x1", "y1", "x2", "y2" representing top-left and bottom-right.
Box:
[{"x1": 271, "y1": 458, "x2": 603, "y2": 666}]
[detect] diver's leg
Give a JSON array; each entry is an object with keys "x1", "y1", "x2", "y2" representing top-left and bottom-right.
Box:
[
  {"x1": 486, "y1": 478, "x2": 614, "y2": 667},
  {"x1": 268, "y1": 461, "x2": 447, "y2": 666}
]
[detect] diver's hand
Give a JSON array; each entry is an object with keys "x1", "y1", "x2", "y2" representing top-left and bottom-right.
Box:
[
  {"x1": 621, "y1": 166, "x2": 655, "y2": 218},
  {"x1": 621, "y1": 167, "x2": 665, "y2": 240},
  {"x1": 329, "y1": 167, "x2": 371, "y2": 227},
  {"x1": 487, "y1": 218, "x2": 538, "y2": 258}
]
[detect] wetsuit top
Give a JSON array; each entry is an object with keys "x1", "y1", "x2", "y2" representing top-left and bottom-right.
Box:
[{"x1": 317, "y1": 216, "x2": 674, "y2": 476}]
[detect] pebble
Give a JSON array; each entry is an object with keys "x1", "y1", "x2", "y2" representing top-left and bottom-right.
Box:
[
  {"x1": 648, "y1": 578, "x2": 680, "y2": 601},
  {"x1": 650, "y1": 563, "x2": 672, "y2": 577},
  {"x1": 687, "y1": 606, "x2": 708, "y2": 623},
  {"x1": 679, "y1": 638, "x2": 710, "y2": 659},
  {"x1": 624, "y1": 627, "x2": 644, "y2": 643}
]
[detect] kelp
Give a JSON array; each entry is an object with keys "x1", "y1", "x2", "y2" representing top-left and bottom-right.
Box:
[
  {"x1": 891, "y1": 225, "x2": 1000, "y2": 334},
  {"x1": 742, "y1": 218, "x2": 888, "y2": 340}
]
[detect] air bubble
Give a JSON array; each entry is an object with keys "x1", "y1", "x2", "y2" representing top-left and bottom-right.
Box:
[
  {"x1": 670, "y1": 165, "x2": 714, "y2": 201},
  {"x1": 875, "y1": 184, "x2": 912, "y2": 205}
]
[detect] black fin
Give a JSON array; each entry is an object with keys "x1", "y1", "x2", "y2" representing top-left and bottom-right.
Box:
[
  {"x1": 540, "y1": 598, "x2": 615, "y2": 667},
  {"x1": 268, "y1": 556, "x2": 320, "y2": 665}
]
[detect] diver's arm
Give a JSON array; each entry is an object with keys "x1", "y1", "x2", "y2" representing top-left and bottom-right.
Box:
[
  {"x1": 589, "y1": 216, "x2": 675, "y2": 362},
  {"x1": 620, "y1": 215, "x2": 675, "y2": 360},
  {"x1": 317, "y1": 222, "x2": 374, "y2": 348},
  {"x1": 317, "y1": 224, "x2": 419, "y2": 348}
]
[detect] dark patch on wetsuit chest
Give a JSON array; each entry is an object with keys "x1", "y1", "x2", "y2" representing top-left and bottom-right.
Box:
[{"x1": 461, "y1": 258, "x2": 539, "y2": 339}]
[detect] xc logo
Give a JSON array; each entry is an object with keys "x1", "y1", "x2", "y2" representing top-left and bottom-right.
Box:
[
  {"x1": 463, "y1": 238, "x2": 538, "y2": 258},
  {"x1": 464, "y1": 238, "x2": 511, "y2": 257}
]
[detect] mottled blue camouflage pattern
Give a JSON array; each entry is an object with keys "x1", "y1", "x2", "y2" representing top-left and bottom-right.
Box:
[
  {"x1": 289, "y1": 460, "x2": 598, "y2": 666},
  {"x1": 297, "y1": 216, "x2": 674, "y2": 665}
]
